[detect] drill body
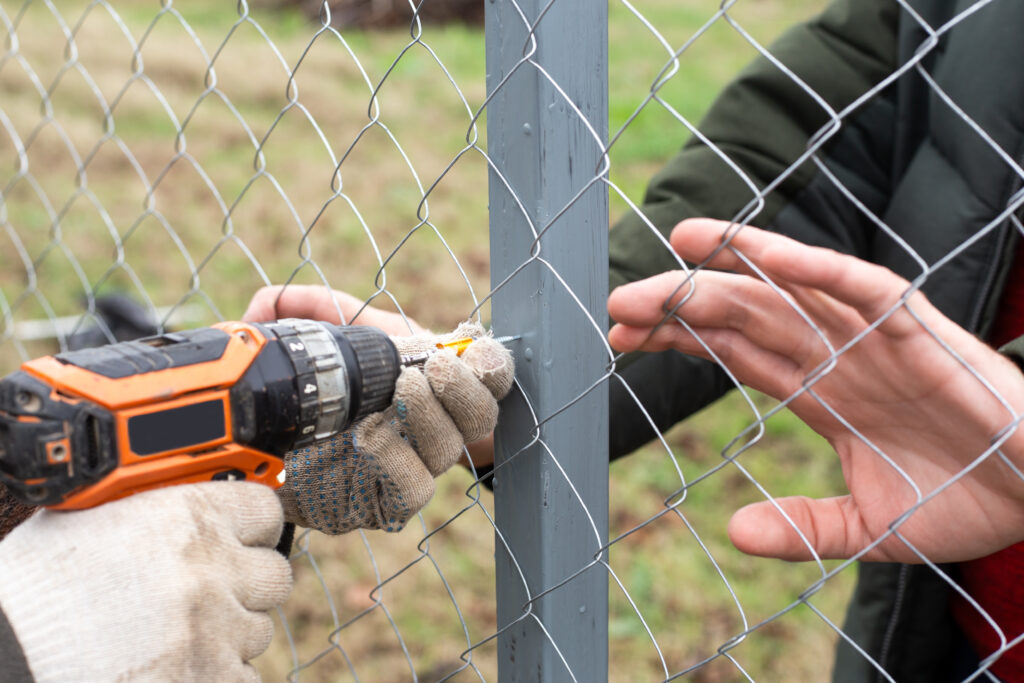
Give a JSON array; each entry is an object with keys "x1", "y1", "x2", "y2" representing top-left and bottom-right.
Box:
[{"x1": 0, "y1": 320, "x2": 400, "y2": 509}]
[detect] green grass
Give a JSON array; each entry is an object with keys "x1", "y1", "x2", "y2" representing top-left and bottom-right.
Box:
[{"x1": 0, "y1": 0, "x2": 847, "y2": 680}]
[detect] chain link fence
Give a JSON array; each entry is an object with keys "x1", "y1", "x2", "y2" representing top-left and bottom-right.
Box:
[{"x1": 1, "y1": 0, "x2": 1020, "y2": 680}]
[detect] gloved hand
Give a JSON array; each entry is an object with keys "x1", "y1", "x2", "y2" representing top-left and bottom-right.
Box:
[
  {"x1": 0, "y1": 482, "x2": 292, "y2": 682},
  {"x1": 278, "y1": 321, "x2": 514, "y2": 534}
]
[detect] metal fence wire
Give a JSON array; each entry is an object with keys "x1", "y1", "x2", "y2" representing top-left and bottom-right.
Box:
[{"x1": 0, "y1": 0, "x2": 1021, "y2": 680}]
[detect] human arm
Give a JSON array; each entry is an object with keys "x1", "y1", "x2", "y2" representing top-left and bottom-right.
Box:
[
  {"x1": 609, "y1": 218, "x2": 1024, "y2": 563},
  {"x1": 242, "y1": 286, "x2": 513, "y2": 532},
  {"x1": 0, "y1": 482, "x2": 292, "y2": 682}
]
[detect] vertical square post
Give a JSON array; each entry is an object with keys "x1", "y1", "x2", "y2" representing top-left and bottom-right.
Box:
[{"x1": 485, "y1": 0, "x2": 609, "y2": 680}]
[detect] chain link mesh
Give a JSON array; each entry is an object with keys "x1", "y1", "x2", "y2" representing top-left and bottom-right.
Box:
[{"x1": 0, "y1": 0, "x2": 1019, "y2": 680}]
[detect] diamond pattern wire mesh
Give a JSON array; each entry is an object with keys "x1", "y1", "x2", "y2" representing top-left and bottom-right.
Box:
[{"x1": 0, "y1": 0, "x2": 1020, "y2": 681}]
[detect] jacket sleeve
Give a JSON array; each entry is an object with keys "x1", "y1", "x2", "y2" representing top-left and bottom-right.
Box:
[
  {"x1": 0, "y1": 605, "x2": 34, "y2": 683},
  {"x1": 609, "y1": 0, "x2": 900, "y2": 459}
]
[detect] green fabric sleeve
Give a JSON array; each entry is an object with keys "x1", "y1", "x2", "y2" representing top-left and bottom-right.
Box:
[{"x1": 609, "y1": 0, "x2": 900, "y2": 293}]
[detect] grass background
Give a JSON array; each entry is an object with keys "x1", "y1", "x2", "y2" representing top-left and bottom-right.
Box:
[{"x1": 0, "y1": 0, "x2": 859, "y2": 680}]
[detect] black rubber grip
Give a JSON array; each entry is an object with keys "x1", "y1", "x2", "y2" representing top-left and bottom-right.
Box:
[
  {"x1": 55, "y1": 328, "x2": 231, "y2": 379},
  {"x1": 337, "y1": 326, "x2": 401, "y2": 421}
]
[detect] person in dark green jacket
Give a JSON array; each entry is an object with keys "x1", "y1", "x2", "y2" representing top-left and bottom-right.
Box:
[{"x1": 606, "y1": 0, "x2": 1024, "y2": 679}]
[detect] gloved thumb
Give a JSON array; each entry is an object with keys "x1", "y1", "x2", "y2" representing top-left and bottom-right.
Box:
[{"x1": 456, "y1": 336, "x2": 515, "y2": 400}]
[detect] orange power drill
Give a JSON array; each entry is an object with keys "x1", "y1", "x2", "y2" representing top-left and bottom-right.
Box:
[{"x1": 0, "y1": 319, "x2": 404, "y2": 509}]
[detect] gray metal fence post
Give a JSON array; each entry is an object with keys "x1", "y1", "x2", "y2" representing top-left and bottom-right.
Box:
[{"x1": 485, "y1": 0, "x2": 609, "y2": 680}]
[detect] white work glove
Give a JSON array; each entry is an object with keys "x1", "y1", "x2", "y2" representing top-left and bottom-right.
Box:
[
  {"x1": 0, "y1": 482, "x2": 292, "y2": 682},
  {"x1": 278, "y1": 321, "x2": 515, "y2": 534}
]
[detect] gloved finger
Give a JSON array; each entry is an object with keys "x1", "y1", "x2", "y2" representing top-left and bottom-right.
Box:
[
  {"x1": 390, "y1": 320, "x2": 487, "y2": 356},
  {"x1": 234, "y1": 546, "x2": 293, "y2": 611},
  {"x1": 190, "y1": 481, "x2": 285, "y2": 548},
  {"x1": 196, "y1": 654, "x2": 261, "y2": 683},
  {"x1": 392, "y1": 330, "x2": 442, "y2": 356},
  {"x1": 237, "y1": 609, "x2": 276, "y2": 662},
  {"x1": 458, "y1": 336, "x2": 515, "y2": 399},
  {"x1": 211, "y1": 582, "x2": 277, "y2": 662},
  {"x1": 183, "y1": 587, "x2": 271, "y2": 680},
  {"x1": 213, "y1": 654, "x2": 261, "y2": 683},
  {"x1": 356, "y1": 412, "x2": 435, "y2": 529},
  {"x1": 423, "y1": 350, "x2": 499, "y2": 444},
  {"x1": 238, "y1": 663, "x2": 263, "y2": 683},
  {"x1": 450, "y1": 320, "x2": 487, "y2": 341},
  {"x1": 393, "y1": 366, "x2": 466, "y2": 476}
]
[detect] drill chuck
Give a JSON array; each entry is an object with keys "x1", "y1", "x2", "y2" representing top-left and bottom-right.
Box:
[{"x1": 260, "y1": 319, "x2": 400, "y2": 448}]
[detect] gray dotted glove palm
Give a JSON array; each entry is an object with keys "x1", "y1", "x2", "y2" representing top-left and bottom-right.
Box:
[{"x1": 277, "y1": 322, "x2": 514, "y2": 534}]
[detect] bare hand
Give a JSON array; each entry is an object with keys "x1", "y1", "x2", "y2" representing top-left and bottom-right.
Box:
[
  {"x1": 608, "y1": 218, "x2": 1024, "y2": 563},
  {"x1": 243, "y1": 284, "x2": 424, "y2": 335}
]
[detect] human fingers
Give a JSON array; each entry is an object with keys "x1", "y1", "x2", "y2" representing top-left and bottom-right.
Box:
[
  {"x1": 459, "y1": 336, "x2": 515, "y2": 400},
  {"x1": 609, "y1": 270, "x2": 835, "y2": 370},
  {"x1": 423, "y1": 350, "x2": 501, "y2": 444},
  {"x1": 234, "y1": 604, "x2": 277, "y2": 662},
  {"x1": 394, "y1": 365, "x2": 467, "y2": 476},
  {"x1": 670, "y1": 219, "x2": 930, "y2": 337},
  {"x1": 668, "y1": 218, "x2": 766, "y2": 274},
  {"x1": 193, "y1": 481, "x2": 284, "y2": 548},
  {"x1": 729, "y1": 496, "x2": 863, "y2": 561},
  {"x1": 610, "y1": 321, "x2": 803, "y2": 401},
  {"x1": 728, "y1": 495, "x2": 895, "y2": 562},
  {"x1": 390, "y1": 320, "x2": 491, "y2": 357},
  {"x1": 197, "y1": 599, "x2": 272, "y2": 678},
  {"x1": 233, "y1": 546, "x2": 293, "y2": 612},
  {"x1": 608, "y1": 270, "x2": 696, "y2": 328},
  {"x1": 242, "y1": 285, "x2": 424, "y2": 334},
  {"x1": 243, "y1": 285, "x2": 351, "y2": 323},
  {"x1": 465, "y1": 434, "x2": 496, "y2": 468},
  {"x1": 236, "y1": 664, "x2": 263, "y2": 683},
  {"x1": 354, "y1": 412, "x2": 436, "y2": 530},
  {"x1": 277, "y1": 427, "x2": 431, "y2": 534},
  {"x1": 185, "y1": 485, "x2": 292, "y2": 613}
]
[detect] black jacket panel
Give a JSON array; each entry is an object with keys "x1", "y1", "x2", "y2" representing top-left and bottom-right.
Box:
[{"x1": 0, "y1": 605, "x2": 33, "y2": 683}]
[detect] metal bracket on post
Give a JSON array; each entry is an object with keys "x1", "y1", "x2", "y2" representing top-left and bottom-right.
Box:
[{"x1": 486, "y1": 0, "x2": 609, "y2": 681}]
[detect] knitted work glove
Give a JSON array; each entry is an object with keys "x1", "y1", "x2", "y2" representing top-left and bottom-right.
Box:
[
  {"x1": 0, "y1": 482, "x2": 35, "y2": 542},
  {"x1": 278, "y1": 321, "x2": 514, "y2": 534},
  {"x1": 0, "y1": 482, "x2": 292, "y2": 683}
]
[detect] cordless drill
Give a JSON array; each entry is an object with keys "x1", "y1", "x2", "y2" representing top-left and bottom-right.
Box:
[{"x1": 0, "y1": 319, "x2": 404, "y2": 510}]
